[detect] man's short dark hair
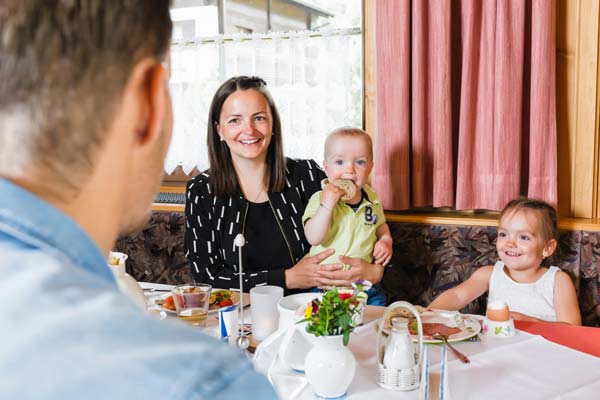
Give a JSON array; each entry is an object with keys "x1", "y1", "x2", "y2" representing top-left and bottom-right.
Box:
[{"x1": 0, "y1": 0, "x2": 172, "y2": 195}]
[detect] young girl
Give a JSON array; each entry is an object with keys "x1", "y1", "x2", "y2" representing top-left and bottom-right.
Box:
[{"x1": 429, "y1": 198, "x2": 581, "y2": 325}]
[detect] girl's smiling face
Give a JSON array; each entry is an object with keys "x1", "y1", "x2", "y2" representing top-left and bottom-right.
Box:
[{"x1": 496, "y1": 210, "x2": 556, "y2": 273}]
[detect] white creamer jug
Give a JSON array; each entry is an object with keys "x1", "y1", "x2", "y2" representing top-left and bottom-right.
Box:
[
  {"x1": 108, "y1": 251, "x2": 147, "y2": 311},
  {"x1": 383, "y1": 317, "x2": 416, "y2": 370}
]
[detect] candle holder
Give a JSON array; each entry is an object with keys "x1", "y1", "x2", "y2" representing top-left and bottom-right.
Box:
[{"x1": 234, "y1": 234, "x2": 250, "y2": 351}]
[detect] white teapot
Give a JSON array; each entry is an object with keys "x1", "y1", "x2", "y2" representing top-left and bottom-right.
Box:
[{"x1": 107, "y1": 251, "x2": 147, "y2": 311}]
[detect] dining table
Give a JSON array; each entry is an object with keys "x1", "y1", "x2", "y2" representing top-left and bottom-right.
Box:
[{"x1": 142, "y1": 283, "x2": 600, "y2": 400}]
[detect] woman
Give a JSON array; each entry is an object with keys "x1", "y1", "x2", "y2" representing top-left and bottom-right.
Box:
[{"x1": 184, "y1": 76, "x2": 384, "y2": 293}]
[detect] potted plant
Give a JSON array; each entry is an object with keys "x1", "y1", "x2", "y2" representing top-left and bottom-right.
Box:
[{"x1": 300, "y1": 287, "x2": 362, "y2": 398}]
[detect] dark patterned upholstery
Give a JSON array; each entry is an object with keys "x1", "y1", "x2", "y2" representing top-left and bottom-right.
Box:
[
  {"x1": 114, "y1": 212, "x2": 189, "y2": 285},
  {"x1": 115, "y1": 212, "x2": 600, "y2": 327}
]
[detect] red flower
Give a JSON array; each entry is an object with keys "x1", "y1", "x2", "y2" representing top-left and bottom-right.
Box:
[
  {"x1": 311, "y1": 299, "x2": 319, "y2": 315},
  {"x1": 339, "y1": 292, "x2": 353, "y2": 301}
]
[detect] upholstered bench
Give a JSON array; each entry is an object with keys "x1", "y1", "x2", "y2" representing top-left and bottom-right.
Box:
[{"x1": 115, "y1": 211, "x2": 600, "y2": 327}]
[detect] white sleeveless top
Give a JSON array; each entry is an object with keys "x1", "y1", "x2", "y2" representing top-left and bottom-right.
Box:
[{"x1": 488, "y1": 261, "x2": 558, "y2": 321}]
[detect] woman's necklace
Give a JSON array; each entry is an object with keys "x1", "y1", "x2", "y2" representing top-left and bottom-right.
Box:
[{"x1": 252, "y1": 188, "x2": 266, "y2": 203}]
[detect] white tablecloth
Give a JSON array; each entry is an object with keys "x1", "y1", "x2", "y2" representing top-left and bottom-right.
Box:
[
  {"x1": 254, "y1": 314, "x2": 600, "y2": 400},
  {"x1": 141, "y1": 283, "x2": 600, "y2": 400}
]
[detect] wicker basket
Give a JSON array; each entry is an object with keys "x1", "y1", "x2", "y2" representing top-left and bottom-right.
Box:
[{"x1": 376, "y1": 301, "x2": 424, "y2": 391}]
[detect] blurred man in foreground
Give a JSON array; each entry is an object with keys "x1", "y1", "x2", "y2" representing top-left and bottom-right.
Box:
[{"x1": 0, "y1": 1, "x2": 276, "y2": 398}]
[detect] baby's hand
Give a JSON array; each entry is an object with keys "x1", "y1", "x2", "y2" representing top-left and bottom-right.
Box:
[
  {"x1": 373, "y1": 238, "x2": 392, "y2": 266},
  {"x1": 321, "y1": 183, "x2": 344, "y2": 210}
]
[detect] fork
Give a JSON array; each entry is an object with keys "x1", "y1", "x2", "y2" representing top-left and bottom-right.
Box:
[{"x1": 432, "y1": 333, "x2": 470, "y2": 364}]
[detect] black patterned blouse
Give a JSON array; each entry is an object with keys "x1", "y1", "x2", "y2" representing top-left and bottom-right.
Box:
[{"x1": 184, "y1": 158, "x2": 325, "y2": 291}]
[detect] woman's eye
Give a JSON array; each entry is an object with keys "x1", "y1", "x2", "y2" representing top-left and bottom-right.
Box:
[
  {"x1": 228, "y1": 118, "x2": 239, "y2": 124},
  {"x1": 255, "y1": 115, "x2": 267, "y2": 121}
]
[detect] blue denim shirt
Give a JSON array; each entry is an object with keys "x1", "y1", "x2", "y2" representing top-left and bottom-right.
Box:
[{"x1": 0, "y1": 179, "x2": 277, "y2": 400}]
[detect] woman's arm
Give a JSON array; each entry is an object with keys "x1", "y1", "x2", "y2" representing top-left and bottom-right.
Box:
[
  {"x1": 284, "y1": 248, "x2": 336, "y2": 289},
  {"x1": 315, "y1": 255, "x2": 384, "y2": 287},
  {"x1": 429, "y1": 266, "x2": 493, "y2": 311}
]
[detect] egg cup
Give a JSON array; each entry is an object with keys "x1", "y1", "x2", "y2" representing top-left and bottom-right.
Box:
[{"x1": 482, "y1": 317, "x2": 516, "y2": 338}]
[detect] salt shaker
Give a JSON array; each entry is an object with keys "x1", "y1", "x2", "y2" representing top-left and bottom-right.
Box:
[{"x1": 383, "y1": 317, "x2": 416, "y2": 370}]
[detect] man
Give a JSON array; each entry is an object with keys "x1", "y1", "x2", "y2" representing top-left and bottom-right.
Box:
[{"x1": 0, "y1": 1, "x2": 277, "y2": 399}]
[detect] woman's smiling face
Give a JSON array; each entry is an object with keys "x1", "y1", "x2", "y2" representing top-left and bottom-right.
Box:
[{"x1": 217, "y1": 89, "x2": 273, "y2": 163}]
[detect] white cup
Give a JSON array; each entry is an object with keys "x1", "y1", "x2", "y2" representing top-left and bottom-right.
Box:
[
  {"x1": 250, "y1": 285, "x2": 284, "y2": 341},
  {"x1": 277, "y1": 292, "x2": 321, "y2": 330}
]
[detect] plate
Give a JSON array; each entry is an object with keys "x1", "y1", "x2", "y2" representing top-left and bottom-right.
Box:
[
  {"x1": 411, "y1": 311, "x2": 481, "y2": 344},
  {"x1": 153, "y1": 290, "x2": 241, "y2": 315}
]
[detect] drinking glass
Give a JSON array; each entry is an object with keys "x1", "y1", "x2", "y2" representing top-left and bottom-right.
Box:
[
  {"x1": 251, "y1": 285, "x2": 284, "y2": 341},
  {"x1": 172, "y1": 284, "x2": 212, "y2": 327}
]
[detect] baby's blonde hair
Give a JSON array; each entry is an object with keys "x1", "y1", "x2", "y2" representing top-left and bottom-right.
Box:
[{"x1": 324, "y1": 126, "x2": 373, "y2": 160}]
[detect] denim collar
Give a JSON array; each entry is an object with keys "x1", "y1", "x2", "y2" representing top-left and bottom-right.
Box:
[{"x1": 0, "y1": 178, "x2": 114, "y2": 285}]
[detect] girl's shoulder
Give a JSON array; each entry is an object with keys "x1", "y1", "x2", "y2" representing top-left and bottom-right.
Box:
[{"x1": 474, "y1": 264, "x2": 494, "y2": 278}]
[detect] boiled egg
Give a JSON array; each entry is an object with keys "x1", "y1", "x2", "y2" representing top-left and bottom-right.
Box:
[{"x1": 486, "y1": 300, "x2": 510, "y2": 321}]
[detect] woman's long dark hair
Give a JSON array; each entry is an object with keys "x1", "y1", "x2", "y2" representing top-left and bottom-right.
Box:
[{"x1": 207, "y1": 76, "x2": 286, "y2": 197}]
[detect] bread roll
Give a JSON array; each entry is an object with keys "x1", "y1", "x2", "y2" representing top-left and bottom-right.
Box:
[{"x1": 332, "y1": 179, "x2": 357, "y2": 201}]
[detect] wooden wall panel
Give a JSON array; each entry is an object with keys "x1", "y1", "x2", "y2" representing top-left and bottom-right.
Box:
[{"x1": 561, "y1": 0, "x2": 600, "y2": 217}]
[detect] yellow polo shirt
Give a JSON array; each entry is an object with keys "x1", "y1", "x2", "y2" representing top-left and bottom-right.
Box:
[{"x1": 302, "y1": 183, "x2": 386, "y2": 265}]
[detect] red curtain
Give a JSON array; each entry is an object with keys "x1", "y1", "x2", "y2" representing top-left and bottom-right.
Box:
[{"x1": 373, "y1": 0, "x2": 557, "y2": 211}]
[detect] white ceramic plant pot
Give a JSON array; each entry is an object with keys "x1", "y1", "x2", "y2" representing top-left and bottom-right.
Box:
[
  {"x1": 304, "y1": 334, "x2": 356, "y2": 399},
  {"x1": 108, "y1": 252, "x2": 147, "y2": 311}
]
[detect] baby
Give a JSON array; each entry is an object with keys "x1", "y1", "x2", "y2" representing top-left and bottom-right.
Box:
[
  {"x1": 429, "y1": 198, "x2": 581, "y2": 325},
  {"x1": 302, "y1": 127, "x2": 392, "y2": 306}
]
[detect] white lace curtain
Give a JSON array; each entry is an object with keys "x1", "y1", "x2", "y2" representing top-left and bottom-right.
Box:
[{"x1": 166, "y1": 28, "x2": 362, "y2": 174}]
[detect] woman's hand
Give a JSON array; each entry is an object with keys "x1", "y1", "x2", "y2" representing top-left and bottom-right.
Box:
[
  {"x1": 285, "y1": 248, "x2": 335, "y2": 289},
  {"x1": 316, "y1": 255, "x2": 384, "y2": 288}
]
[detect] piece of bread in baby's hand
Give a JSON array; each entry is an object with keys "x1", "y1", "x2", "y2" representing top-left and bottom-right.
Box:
[{"x1": 332, "y1": 179, "x2": 356, "y2": 202}]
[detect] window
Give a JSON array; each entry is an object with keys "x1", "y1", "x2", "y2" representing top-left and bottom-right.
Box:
[{"x1": 166, "y1": 0, "x2": 363, "y2": 175}]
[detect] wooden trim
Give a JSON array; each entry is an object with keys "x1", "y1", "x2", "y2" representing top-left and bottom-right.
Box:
[
  {"x1": 363, "y1": 0, "x2": 376, "y2": 137},
  {"x1": 149, "y1": 199, "x2": 600, "y2": 231},
  {"x1": 159, "y1": 185, "x2": 186, "y2": 193},
  {"x1": 595, "y1": 2, "x2": 600, "y2": 218},
  {"x1": 385, "y1": 212, "x2": 600, "y2": 232},
  {"x1": 385, "y1": 213, "x2": 498, "y2": 227},
  {"x1": 152, "y1": 203, "x2": 185, "y2": 212}
]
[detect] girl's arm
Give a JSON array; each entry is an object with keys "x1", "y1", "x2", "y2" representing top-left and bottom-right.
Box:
[
  {"x1": 429, "y1": 266, "x2": 493, "y2": 311},
  {"x1": 552, "y1": 270, "x2": 582, "y2": 325}
]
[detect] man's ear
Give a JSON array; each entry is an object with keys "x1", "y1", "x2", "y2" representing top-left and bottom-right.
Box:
[{"x1": 131, "y1": 59, "x2": 168, "y2": 146}]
